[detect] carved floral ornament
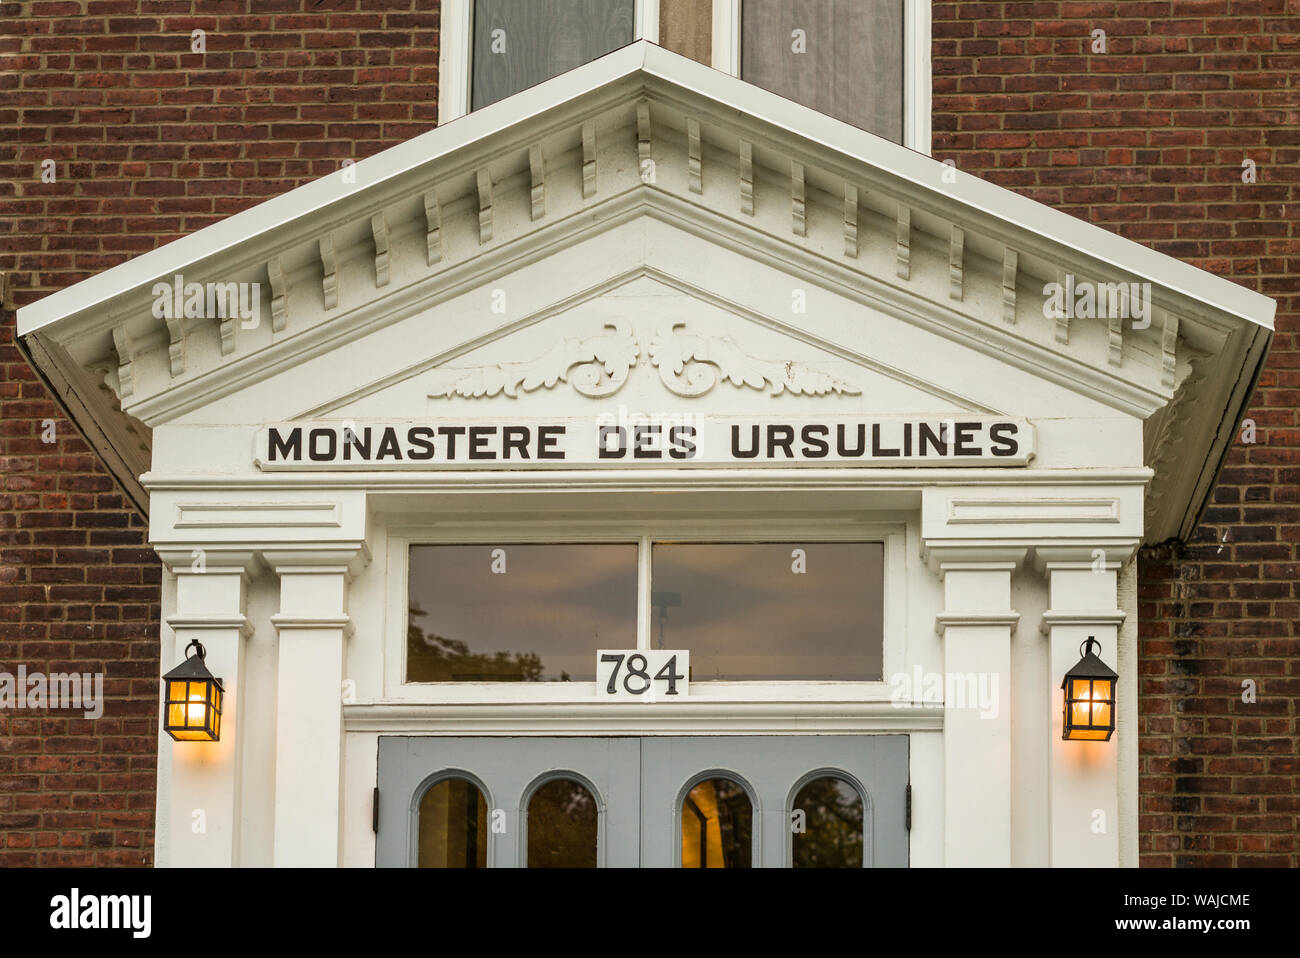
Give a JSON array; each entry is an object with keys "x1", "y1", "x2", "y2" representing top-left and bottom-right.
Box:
[{"x1": 426, "y1": 319, "x2": 862, "y2": 400}]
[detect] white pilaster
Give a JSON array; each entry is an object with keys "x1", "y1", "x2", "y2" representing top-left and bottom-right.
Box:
[
  {"x1": 267, "y1": 546, "x2": 368, "y2": 867},
  {"x1": 1037, "y1": 546, "x2": 1130, "y2": 867},
  {"x1": 928, "y1": 545, "x2": 1025, "y2": 867},
  {"x1": 157, "y1": 550, "x2": 257, "y2": 868}
]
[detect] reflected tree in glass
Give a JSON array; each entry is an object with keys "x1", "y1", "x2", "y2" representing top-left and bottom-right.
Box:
[
  {"x1": 527, "y1": 778, "x2": 599, "y2": 868},
  {"x1": 408, "y1": 602, "x2": 545, "y2": 681},
  {"x1": 791, "y1": 776, "x2": 864, "y2": 867},
  {"x1": 407, "y1": 544, "x2": 638, "y2": 682}
]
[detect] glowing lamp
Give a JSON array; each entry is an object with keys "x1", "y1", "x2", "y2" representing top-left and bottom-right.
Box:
[
  {"x1": 162, "y1": 640, "x2": 224, "y2": 742},
  {"x1": 1061, "y1": 636, "x2": 1117, "y2": 741}
]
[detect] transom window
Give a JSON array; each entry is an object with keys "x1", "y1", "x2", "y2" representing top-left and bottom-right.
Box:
[
  {"x1": 438, "y1": 0, "x2": 929, "y2": 149},
  {"x1": 406, "y1": 540, "x2": 884, "y2": 683}
]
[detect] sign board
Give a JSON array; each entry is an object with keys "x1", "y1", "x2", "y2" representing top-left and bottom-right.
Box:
[
  {"x1": 596, "y1": 650, "x2": 689, "y2": 700},
  {"x1": 254, "y1": 416, "x2": 1035, "y2": 469}
]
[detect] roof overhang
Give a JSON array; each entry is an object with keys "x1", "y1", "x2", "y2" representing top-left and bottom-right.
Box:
[{"x1": 17, "y1": 41, "x2": 1274, "y2": 541}]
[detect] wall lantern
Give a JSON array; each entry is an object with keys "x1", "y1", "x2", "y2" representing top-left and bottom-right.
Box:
[
  {"x1": 162, "y1": 640, "x2": 224, "y2": 742},
  {"x1": 1061, "y1": 636, "x2": 1117, "y2": 741}
]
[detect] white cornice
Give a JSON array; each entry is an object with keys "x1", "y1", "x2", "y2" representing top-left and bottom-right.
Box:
[
  {"x1": 140, "y1": 467, "x2": 1155, "y2": 494},
  {"x1": 15, "y1": 41, "x2": 1273, "y2": 543},
  {"x1": 18, "y1": 43, "x2": 1271, "y2": 339}
]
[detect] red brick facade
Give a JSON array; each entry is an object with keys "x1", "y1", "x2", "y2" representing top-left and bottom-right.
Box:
[
  {"x1": 2, "y1": 1, "x2": 1295, "y2": 865},
  {"x1": 932, "y1": 1, "x2": 1298, "y2": 866},
  {"x1": 0, "y1": 0, "x2": 439, "y2": 866}
]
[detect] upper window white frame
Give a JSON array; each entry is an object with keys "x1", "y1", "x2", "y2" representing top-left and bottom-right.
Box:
[{"x1": 436, "y1": 0, "x2": 932, "y2": 154}]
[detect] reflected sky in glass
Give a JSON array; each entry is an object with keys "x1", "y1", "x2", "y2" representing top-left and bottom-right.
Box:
[
  {"x1": 408, "y1": 544, "x2": 638, "y2": 682},
  {"x1": 651, "y1": 542, "x2": 883, "y2": 680}
]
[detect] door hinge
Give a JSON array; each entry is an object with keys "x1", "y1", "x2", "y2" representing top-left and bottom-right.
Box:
[
  {"x1": 905, "y1": 783, "x2": 912, "y2": 831},
  {"x1": 372, "y1": 786, "x2": 380, "y2": 833}
]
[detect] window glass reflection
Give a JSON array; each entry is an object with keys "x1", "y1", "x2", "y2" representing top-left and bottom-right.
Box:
[
  {"x1": 472, "y1": 0, "x2": 635, "y2": 110},
  {"x1": 527, "y1": 777, "x2": 599, "y2": 868},
  {"x1": 651, "y1": 542, "x2": 884, "y2": 680},
  {"x1": 407, "y1": 544, "x2": 638, "y2": 682},
  {"x1": 418, "y1": 777, "x2": 488, "y2": 868},
  {"x1": 791, "y1": 775, "x2": 864, "y2": 868},
  {"x1": 741, "y1": 0, "x2": 905, "y2": 142},
  {"x1": 681, "y1": 777, "x2": 753, "y2": 868}
]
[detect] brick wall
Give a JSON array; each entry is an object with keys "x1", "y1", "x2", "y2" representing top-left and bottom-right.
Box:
[
  {"x1": 0, "y1": 0, "x2": 439, "y2": 865},
  {"x1": 933, "y1": 1, "x2": 1299, "y2": 866},
  {"x1": 2, "y1": 1, "x2": 1295, "y2": 866}
]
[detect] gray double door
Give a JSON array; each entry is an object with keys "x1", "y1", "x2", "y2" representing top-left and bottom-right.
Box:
[{"x1": 376, "y1": 735, "x2": 909, "y2": 867}]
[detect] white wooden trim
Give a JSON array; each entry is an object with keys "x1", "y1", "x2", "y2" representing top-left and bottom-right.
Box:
[
  {"x1": 636, "y1": 0, "x2": 659, "y2": 42},
  {"x1": 345, "y1": 701, "x2": 943, "y2": 733},
  {"x1": 711, "y1": 0, "x2": 740, "y2": 75},
  {"x1": 906, "y1": 0, "x2": 932, "y2": 154},
  {"x1": 437, "y1": 0, "x2": 473, "y2": 124}
]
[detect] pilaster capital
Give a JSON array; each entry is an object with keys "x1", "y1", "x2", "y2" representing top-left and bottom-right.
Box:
[
  {"x1": 164, "y1": 612, "x2": 255, "y2": 639},
  {"x1": 1032, "y1": 543, "x2": 1138, "y2": 573},
  {"x1": 154, "y1": 547, "x2": 262, "y2": 578},
  {"x1": 269, "y1": 614, "x2": 357, "y2": 639},
  {"x1": 262, "y1": 541, "x2": 372, "y2": 579},
  {"x1": 922, "y1": 542, "x2": 1028, "y2": 577},
  {"x1": 1038, "y1": 608, "x2": 1127, "y2": 635},
  {"x1": 935, "y1": 610, "x2": 1021, "y2": 637}
]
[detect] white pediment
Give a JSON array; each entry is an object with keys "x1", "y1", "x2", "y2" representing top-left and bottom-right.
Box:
[
  {"x1": 316, "y1": 274, "x2": 998, "y2": 423},
  {"x1": 16, "y1": 42, "x2": 1273, "y2": 540}
]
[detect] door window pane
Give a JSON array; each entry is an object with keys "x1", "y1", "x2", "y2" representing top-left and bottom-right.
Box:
[
  {"x1": 418, "y1": 777, "x2": 489, "y2": 868},
  {"x1": 681, "y1": 777, "x2": 753, "y2": 868},
  {"x1": 740, "y1": 0, "x2": 904, "y2": 142},
  {"x1": 659, "y1": 0, "x2": 712, "y2": 65},
  {"x1": 407, "y1": 544, "x2": 638, "y2": 682},
  {"x1": 791, "y1": 775, "x2": 864, "y2": 867},
  {"x1": 527, "y1": 777, "x2": 599, "y2": 867},
  {"x1": 651, "y1": 542, "x2": 884, "y2": 680},
  {"x1": 472, "y1": 0, "x2": 636, "y2": 110}
]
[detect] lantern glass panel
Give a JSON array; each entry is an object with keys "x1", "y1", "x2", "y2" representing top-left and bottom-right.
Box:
[{"x1": 165, "y1": 676, "x2": 221, "y2": 741}]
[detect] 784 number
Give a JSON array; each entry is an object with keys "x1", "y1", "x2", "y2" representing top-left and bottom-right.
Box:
[{"x1": 599, "y1": 652, "x2": 685, "y2": 696}]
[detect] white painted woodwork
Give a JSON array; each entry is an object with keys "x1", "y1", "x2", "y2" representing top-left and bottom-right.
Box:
[
  {"x1": 267, "y1": 552, "x2": 363, "y2": 867},
  {"x1": 929, "y1": 546, "x2": 1023, "y2": 867},
  {"x1": 157, "y1": 555, "x2": 254, "y2": 867},
  {"x1": 1037, "y1": 547, "x2": 1123, "y2": 868}
]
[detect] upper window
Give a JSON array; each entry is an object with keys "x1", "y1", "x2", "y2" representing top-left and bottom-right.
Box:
[
  {"x1": 471, "y1": 0, "x2": 636, "y2": 110},
  {"x1": 406, "y1": 539, "x2": 883, "y2": 683},
  {"x1": 407, "y1": 543, "x2": 639, "y2": 682},
  {"x1": 440, "y1": 0, "x2": 925, "y2": 149},
  {"x1": 652, "y1": 542, "x2": 884, "y2": 680},
  {"x1": 738, "y1": 0, "x2": 904, "y2": 143}
]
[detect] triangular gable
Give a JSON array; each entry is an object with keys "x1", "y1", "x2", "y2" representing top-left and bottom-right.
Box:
[{"x1": 16, "y1": 42, "x2": 1273, "y2": 540}]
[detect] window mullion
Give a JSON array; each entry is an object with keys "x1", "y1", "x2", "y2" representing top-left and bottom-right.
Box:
[
  {"x1": 636, "y1": 534, "x2": 653, "y2": 650},
  {"x1": 712, "y1": 0, "x2": 739, "y2": 75},
  {"x1": 636, "y1": 0, "x2": 660, "y2": 42}
]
